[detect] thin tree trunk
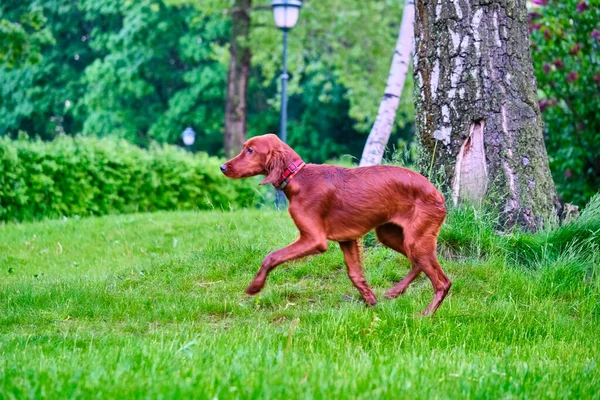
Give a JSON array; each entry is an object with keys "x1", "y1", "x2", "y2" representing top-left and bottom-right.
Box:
[
  {"x1": 413, "y1": 0, "x2": 560, "y2": 231},
  {"x1": 224, "y1": 0, "x2": 251, "y2": 158},
  {"x1": 360, "y1": 0, "x2": 414, "y2": 167}
]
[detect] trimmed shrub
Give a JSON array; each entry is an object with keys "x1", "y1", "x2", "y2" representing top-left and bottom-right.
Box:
[{"x1": 0, "y1": 136, "x2": 260, "y2": 222}]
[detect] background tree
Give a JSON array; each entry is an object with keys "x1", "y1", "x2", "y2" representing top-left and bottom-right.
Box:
[
  {"x1": 80, "y1": 1, "x2": 229, "y2": 149},
  {"x1": 414, "y1": 0, "x2": 560, "y2": 231},
  {"x1": 0, "y1": 4, "x2": 52, "y2": 69},
  {"x1": 0, "y1": 0, "x2": 90, "y2": 138},
  {"x1": 224, "y1": 0, "x2": 251, "y2": 157}
]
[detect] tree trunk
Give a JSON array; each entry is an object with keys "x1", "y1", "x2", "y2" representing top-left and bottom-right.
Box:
[
  {"x1": 413, "y1": 0, "x2": 560, "y2": 231},
  {"x1": 360, "y1": 0, "x2": 415, "y2": 167},
  {"x1": 224, "y1": 0, "x2": 251, "y2": 158}
]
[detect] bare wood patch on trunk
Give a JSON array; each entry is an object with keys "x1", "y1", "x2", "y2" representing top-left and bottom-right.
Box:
[{"x1": 452, "y1": 120, "x2": 487, "y2": 206}]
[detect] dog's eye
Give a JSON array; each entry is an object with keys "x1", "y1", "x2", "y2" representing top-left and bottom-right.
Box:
[{"x1": 246, "y1": 147, "x2": 254, "y2": 155}]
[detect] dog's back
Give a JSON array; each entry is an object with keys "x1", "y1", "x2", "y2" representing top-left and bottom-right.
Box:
[{"x1": 285, "y1": 164, "x2": 445, "y2": 242}]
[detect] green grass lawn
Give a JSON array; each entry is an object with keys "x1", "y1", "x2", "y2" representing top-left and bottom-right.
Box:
[{"x1": 1, "y1": 209, "x2": 599, "y2": 399}]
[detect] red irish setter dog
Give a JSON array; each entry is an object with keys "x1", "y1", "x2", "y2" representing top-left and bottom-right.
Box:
[{"x1": 221, "y1": 134, "x2": 450, "y2": 314}]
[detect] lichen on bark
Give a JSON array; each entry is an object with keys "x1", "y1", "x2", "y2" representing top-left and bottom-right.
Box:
[{"x1": 414, "y1": 0, "x2": 559, "y2": 231}]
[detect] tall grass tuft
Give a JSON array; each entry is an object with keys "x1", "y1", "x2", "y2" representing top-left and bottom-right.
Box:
[
  {"x1": 507, "y1": 193, "x2": 600, "y2": 268},
  {"x1": 439, "y1": 193, "x2": 600, "y2": 274}
]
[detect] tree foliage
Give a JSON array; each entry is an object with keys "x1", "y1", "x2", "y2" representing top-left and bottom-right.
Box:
[
  {"x1": 0, "y1": 3, "x2": 53, "y2": 68},
  {"x1": 0, "y1": 0, "x2": 411, "y2": 162}
]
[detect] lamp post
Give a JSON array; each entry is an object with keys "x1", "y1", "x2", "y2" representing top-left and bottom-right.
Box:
[
  {"x1": 271, "y1": 0, "x2": 302, "y2": 207},
  {"x1": 182, "y1": 127, "x2": 196, "y2": 152}
]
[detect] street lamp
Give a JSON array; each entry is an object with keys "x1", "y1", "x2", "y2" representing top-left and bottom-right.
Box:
[
  {"x1": 272, "y1": 0, "x2": 302, "y2": 207},
  {"x1": 182, "y1": 127, "x2": 196, "y2": 151}
]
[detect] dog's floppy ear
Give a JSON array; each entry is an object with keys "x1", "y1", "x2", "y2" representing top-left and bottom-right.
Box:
[{"x1": 260, "y1": 149, "x2": 286, "y2": 186}]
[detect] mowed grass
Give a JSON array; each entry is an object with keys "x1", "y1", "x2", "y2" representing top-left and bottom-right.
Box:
[{"x1": 1, "y1": 208, "x2": 599, "y2": 399}]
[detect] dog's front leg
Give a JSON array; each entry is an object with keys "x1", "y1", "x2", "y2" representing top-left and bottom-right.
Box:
[
  {"x1": 246, "y1": 236, "x2": 327, "y2": 295},
  {"x1": 339, "y1": 240, "x2": 377, "y2": 306}
]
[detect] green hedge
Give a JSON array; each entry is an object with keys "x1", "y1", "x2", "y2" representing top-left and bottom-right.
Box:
[{"x1": 0, "y1": 136, "x2": 260, "y2": 222}]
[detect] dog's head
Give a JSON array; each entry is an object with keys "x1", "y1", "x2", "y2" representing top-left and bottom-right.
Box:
[{"x1": 220, "y1": 133, "x2": 297, "y2": 185}]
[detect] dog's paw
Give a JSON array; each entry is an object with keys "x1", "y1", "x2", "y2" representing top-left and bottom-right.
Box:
[
  {"x1": 365, "y1": 299, "x2": 377, "y2": 307},
  {"x1": 384, "y1": 288, "x2": 405, "y2": 299},
  {"x1": 245, "y1": 282, "x2": 264, "y2": 296},
  {"x1": 364, "y1": 294, "x2": 378, "y2": 307}
]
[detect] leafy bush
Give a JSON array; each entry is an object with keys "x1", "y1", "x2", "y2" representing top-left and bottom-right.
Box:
[
  {"x1": 530, "y1": 0, "x2": 600, "y2": 205},
  {"x1": 0, "y1": 136, "x2": 260, "y2": 222}
]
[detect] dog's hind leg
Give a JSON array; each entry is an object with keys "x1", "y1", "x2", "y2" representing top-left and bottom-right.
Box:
[
  {"x1": 339, "y1": 240, "x2": 377, "y2": 306},
  {"x1": 401, "y1": 217, "x2": 451, "y2": 315},
  {"x1": 418, "y1": 253, "x2": 451, "y2": 315},
  {"x1": 375, "y1": 223, "x2": 421, "y2": 298}
]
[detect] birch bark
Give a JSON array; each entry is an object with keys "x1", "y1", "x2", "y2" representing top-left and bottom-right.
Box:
[{"x1": 359, "y1": 0, "x2": 415, "y2": 166}]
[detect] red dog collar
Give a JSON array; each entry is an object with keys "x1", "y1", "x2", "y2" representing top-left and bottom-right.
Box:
[{"x1": 275, "y1": 159, "x2": 305, "y2": 189}]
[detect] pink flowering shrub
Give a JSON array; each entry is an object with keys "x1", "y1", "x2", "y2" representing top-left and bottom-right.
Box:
[{"x1": 530, "y1": 0, "x2": 599, "y2": 205}]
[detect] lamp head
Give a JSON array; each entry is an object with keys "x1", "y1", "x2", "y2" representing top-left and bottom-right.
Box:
[{"x1": 271, "y1": 0, "x2": 302, "y2": 31}]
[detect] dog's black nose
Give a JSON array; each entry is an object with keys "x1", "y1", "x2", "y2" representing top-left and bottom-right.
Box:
[{"x1": 220, "y1": 164, "x2": 227, "y2": 172}]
